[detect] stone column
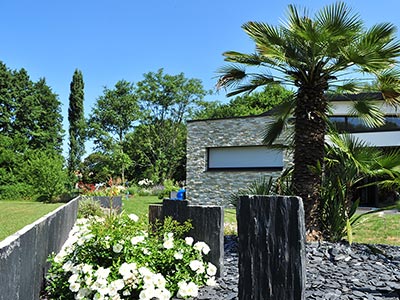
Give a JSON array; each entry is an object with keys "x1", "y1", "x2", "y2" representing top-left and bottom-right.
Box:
[{"x1": 237, "y1": 195, "x2": 306, "y2": 300}]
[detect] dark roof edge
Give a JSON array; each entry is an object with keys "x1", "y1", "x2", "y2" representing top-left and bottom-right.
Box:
[
  {"x1": 187, "y1": 112, "x2": 273, "y2": 123},
  {"x1": 327, "y1": 91, "x2": 383, "y2": 101}
]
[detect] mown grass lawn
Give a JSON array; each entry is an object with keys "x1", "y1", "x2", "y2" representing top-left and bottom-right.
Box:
[
  {"x1": 0, "y1": 201, "x2": 63, "y2": 241},
  {"x1": 1, "y1": 196, "x2": 399, "y2": 246},
  {"x1": 352, "y1": 213, "x2": 400, "y2": 246}
]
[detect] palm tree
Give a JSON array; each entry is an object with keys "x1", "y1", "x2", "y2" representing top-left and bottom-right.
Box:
[
  {"x1": 217, "y1": 2, "x2": 400, "y2": 239},
  {"x1": 322, "y1": 131, "x2": 400, "y2": 242}
]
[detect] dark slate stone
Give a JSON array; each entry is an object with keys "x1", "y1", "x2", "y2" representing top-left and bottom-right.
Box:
[
  {"x1": 236, "y1": 195, "x2": 306, "y2": 300},
  {"x1": 92, "y1": 196, "x2": 122, "y2": 212},
  {"x1": 149, "y1": 200, "x2": 225, "y2": 277}
]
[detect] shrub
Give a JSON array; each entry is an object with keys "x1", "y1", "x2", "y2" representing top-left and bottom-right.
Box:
[
  {"x1": 230, "y1": 171, "x2": 294, "y2": 207},
  {"x1": 22, "y1": 150, "x2": 68, "y2": 202},
  {"x1": 45, "y1": 215, "x2": 217, "y2": 299},
  {"x1": 0, "y1": 183, "x2": 34, "y2": 200},
  {"x1": 157, "y1": 179, "x2": 180, "y2": 200},
  {"x1": 78, "y1": 197, "x2": 105, "y2": 218}
]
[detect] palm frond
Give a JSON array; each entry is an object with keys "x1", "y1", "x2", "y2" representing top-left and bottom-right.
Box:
[
  {"x1": 328, "y1": 80, "x2": 363, "y2": 94},
  {"x1": 226, "y1": 74, "x2": 278, "y2": 97},
  {"x1": 223, "y1": 51, "x2": 265, "y2": 66},
  {"x1": 376, "y1": 68, "x2": 400, "y2": 105},
  {"x1": 216, "y1": 65, "x2": 247, "y2": 90},
  {"x1": 348, "y1": 100, "x2": 386, "y2": 128},
  {"x1": 316, "y1": 2, "x2": 362, "y2": 36},
  {"x1": 347, "y1": 23, "x2": 400, "y2": 72},
  {"x1": 262, "y1": 99, "x2": 295, "y2": 145}
]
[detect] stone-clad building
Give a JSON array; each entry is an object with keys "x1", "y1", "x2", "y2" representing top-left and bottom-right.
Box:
[
  {"x1": 186, "y1": 92, "x2": 400, "y2": 207},
  {"x1": 186, "y1": 113, "x2": 291, "y2": 206}
]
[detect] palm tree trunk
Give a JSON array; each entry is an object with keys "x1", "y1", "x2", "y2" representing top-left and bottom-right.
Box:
[{"x1": 293, "y1": 83, "x2": 328, "y2": 240}]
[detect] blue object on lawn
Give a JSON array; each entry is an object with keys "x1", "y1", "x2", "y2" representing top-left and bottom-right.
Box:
[{"x1": 176, "y1": 188, "x2": 185, "y2": 200}]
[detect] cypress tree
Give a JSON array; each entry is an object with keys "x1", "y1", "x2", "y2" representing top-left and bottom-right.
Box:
[{"x1": 67, "y1": 69, "x2": 85, "y2": 178}]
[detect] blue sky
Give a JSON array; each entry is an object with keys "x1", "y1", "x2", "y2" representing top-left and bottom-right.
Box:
[{"x1": 1, "y1": 0, "x2": 399, "y2": 154}]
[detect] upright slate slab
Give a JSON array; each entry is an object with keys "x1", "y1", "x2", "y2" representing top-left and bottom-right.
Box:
[
  {"x1": 237, "y1": 195, "x2": 306, "y2": 300},
  {"x1": 149, "y1": 200, "x2": 224, "y2": 277},
  {"x1": 0, "y1": 197, "x2": 79, "y2": 300}
]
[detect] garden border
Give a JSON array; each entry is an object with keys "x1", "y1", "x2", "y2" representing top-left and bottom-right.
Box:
[{"x1": 0, "y1": 196, "x2": 79, "y2": 300}]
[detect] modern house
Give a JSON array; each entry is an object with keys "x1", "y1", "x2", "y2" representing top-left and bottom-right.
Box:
[{"x1": 186, "y1": 92, "x2": 400, "y2": 207}]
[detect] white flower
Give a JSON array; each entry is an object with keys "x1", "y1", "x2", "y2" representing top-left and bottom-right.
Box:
[
  {"x1": 131, "y1": 235, "x2": 145, "y2": 245},
  {"x1": 174, "y1": 251, "x2": 183, "y2": 260},
  {"x1": 110, "y1": 279, "x2": 125, "y2": 291},
  {"x1": 68, "y1": 273, "x2": 79, "y2": 284},
  {"x1": 196, "y1": 264, "x2": 205, "y2": 274},
  {"x1": 128, "y1": 213, "x2": 139, "y2": 222},
  {"x1": 85, "y1": 275, "x2": 93, "y2": 286},
  {"x1": 163, "y1": 238, "x2": 174, "y2": 249},
  {"x1": 177, "y1": 281, "x2": 199, "y2": 298},
  {"x1": 152, "y1": 273, "x2": 166, "y2": 288},
  {"x1": 62, "y1": 261, "x2": 74, "y2": 272},
  {"x1": 95, "y1": 267, "x2": 111, "y2": 279},
  {"x1": 164, "y1": 232, "x2": 173, "y2": 239},
  {"x1": 82, "y1": 264, "x2": 93, "y2": 274},
  {"x1": 207, "y1": 262, "x2": 217, "y2": 276},
  {"x1": 113, "y1": 243, "x2": 123, "y2": 253},
  {"x1": 139, "y1": 286, "x2": 157, "y2": 300},
  {"x1": 76, "y1": 287, "x2": 91, "y2": 299},
  {"x1": 186, "y1": 281, "x2": 199, "y2": 297},
  {"x1": 206, "y1": 277, "x2": 217, "y2": 287},
  {"x1": 142, "y1": 247, "x2": 150, "y2": 255},
  {"x1": 185, "y1": 236, "x2": 194, "y2": 246},
  {"x1": 69, "y1": 281, "x2": 80, "y2": 292},
  {"x1": 189, "y1": 259, "x2": 203, "y2": 272},
  {"x1": 194, "y1": 241, "x2": 210, "y2": 255},
  {"x1": 119, "y1": 262, "x2": 138, "y2": 281}
]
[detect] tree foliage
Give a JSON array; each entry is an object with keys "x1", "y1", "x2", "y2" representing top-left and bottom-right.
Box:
[
  {"x1": 194, "y1": 84, "x2": 293, "y2": 119},
  {"x1": 0, "y1": 61, "x2": 65, "y2": 200},
  {"x1": 68, "y1": 69, "x2": 86, "y2": 178},
  {"x1": 87, "y1": 80, "x2": 139, "y2": 184},
  {"x1": 124, "y1": 69, "x2": 207, "y2": 183}
]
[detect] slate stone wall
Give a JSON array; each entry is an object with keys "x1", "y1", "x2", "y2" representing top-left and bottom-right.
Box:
[
  {"x1": 0, "y1": 197, "x2": 79, "y2": 300},
  {"x1": 186, "y1": 116, "x2": 291, "y2": 206},
  {"x1": 237, "y1": 195, "x2": 306, "y2": 299},
  {"x1": 149, "y1": 200, "x2": 224, "y2": 277}
]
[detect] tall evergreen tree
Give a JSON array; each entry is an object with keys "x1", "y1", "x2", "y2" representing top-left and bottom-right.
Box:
[{"x1": 67, "y1": 69, "x2": 85, "y2": 177}]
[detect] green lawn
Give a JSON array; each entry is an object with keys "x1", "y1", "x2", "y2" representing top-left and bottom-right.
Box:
[
  {"x1": 0, "y1": 201, "x2": 63, "y2": 241},
  {"x1": 1, "y1": 196, "x2": 399, "y2": 246},
  {"x1": 352, "y1": 213, "x2": 400, "y2": 246}
]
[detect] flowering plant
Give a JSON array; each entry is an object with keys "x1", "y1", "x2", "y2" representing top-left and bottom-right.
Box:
[{"x1": 45, "y1": 214, "x2": 217, "y2": 299}]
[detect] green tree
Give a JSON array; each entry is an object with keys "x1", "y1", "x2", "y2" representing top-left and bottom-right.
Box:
[
  {"x1": 195, "y1": 84, "x2": 292, "y2": 119},
  {"x1": 68, "y1": 69, "x2": 86, "y2": 179},
  {"x1": 0, "y1": 62, "x2": 64, "y2": 200},
  {"x1": 88, "y1": 80, "x2": 139, "y2": 185},
  {"x1": 22, "y1": 150, "x2": 68, "y2": 202},
  {"x1": 128, "y1": 69, "x2": 207, "y2": 183},
  {"x1": 217, "y1": 2, "x2": 400, "y2": 238}
]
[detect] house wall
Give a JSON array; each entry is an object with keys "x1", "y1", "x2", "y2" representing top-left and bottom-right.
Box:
[{"x1": 186, "y1": 115, "x2": 290, "y2": 206}]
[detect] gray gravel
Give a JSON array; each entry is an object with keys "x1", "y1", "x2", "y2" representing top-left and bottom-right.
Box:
[{"x1": 196, "y1": 236, "x2": 400, "y2": 300}]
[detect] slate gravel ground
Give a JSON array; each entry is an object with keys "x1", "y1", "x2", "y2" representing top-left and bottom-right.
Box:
[{"x1": 195, "y1": 236, "x2": 400, "y2": 300}]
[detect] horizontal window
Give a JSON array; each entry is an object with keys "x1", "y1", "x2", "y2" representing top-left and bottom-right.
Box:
[
  {"x1": 330, "y1": 116, "x2": 400, "y2": 133},
  {"x1": 207, "y1": 146, "x2": 283, "y2": 170}
]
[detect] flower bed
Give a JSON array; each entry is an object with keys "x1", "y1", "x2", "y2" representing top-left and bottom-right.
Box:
[{"x1": 44, "y1": 213, "x2": 217, "y2": 300}]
